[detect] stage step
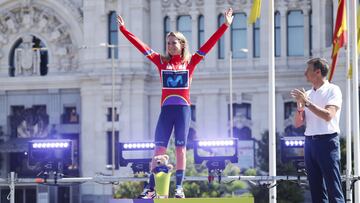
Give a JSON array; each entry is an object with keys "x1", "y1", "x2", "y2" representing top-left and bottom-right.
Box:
[{"x1": 109, "y1": 196, "x2": 254, "y2": 203}]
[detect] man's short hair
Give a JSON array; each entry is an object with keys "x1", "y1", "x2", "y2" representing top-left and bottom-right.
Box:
[{"x1": 306, "y1": 57, "x2": 329, "y2": 77}]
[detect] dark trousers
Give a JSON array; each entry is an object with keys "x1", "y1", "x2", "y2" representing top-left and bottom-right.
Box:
[
  {"x1": 305, "y1": 133, "x2": 345, "y2": 203},
  {"x1": 154, "y1": 105, "x2": 191, "y2": 147}
]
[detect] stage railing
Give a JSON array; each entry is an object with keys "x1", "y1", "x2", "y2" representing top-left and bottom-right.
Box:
[{"x1": 1, "y1": 172, "x2": 359, "y2": 203}]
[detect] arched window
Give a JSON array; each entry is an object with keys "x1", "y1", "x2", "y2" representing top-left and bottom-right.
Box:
[
  {"x1": 9, "y1": 35, "x2": 48, "y2": 77},
  {"x1": 164, "y1": 16, "x2": 170, "y2": 52},
  {"x1": 287, "y1": 10, "x2": 304, "y2": 56},
  {"x1": 218, "y1": 14, "x2": 225, "y2": 59},
  {"x1": 177, "y1": 15, "x2": 192, "y2": 50},
  {"x1": 108, "y1": 11, "x2": 118, "y2": 59},
  {"x1": 198, "y1": 15, "x2": 204, "y2": 49},
  {"x1": 231, "y1": 13, "x2": 247, "y2": 58},
  {"x1": 275, "y1": 11, "x2": 281, "y2": 57},
  {"x1": 325, "y1": 0, "x2": 334, "y2": 47},
  {"x1": 253, "y1": 19, "x2": 260, "y2": 58}
]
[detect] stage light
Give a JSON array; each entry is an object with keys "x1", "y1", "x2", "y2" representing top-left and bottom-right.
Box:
[
  {"x1": 119, "y1": 141, "x2": 155, "y2": 174},
  {"x1": 194, "y1": 138, "x2": 238, "y2": 173},
  {"x1": 28, "y1": 139, "x2": 74, "y2": 167},
  {"x1": 281, "y1": 136, "x2": 305, "y2": 169}
]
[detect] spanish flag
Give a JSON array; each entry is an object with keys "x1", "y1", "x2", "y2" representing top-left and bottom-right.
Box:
[
  {"x1": 248, "y1": 0, "x2": 262, "y2": 24},
  {"x1": 329, "y1": 0, "x2": 347, "y2": 82}
]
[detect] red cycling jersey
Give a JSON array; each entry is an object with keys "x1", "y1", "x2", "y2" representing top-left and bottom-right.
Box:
[{"x1": 119, "y1": 23, "x2": 228, "y2": 106}]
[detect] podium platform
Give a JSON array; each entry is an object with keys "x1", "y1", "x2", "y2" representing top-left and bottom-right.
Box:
[{"x1": 109, "y1": 197, "x2": 254, "y2": 203}]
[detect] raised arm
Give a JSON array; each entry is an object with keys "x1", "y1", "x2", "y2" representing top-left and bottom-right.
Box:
[
  {"x1": 117, "y1": 15, "x2": 162, "y2": 67},
  {"x1": 190, "y1": 8, "x2": 233, "y2": 66}
]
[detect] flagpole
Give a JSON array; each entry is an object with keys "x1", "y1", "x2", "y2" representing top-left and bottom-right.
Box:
[
  {"x1": 350, "y1": 0, "x2": 360, "y2": 201},
  {"x1": 267, "y1": 0, "x2": 276, "y2": 202},
  {"x1": 345, "y1": 0, "x2": 353, "y2": 201}
]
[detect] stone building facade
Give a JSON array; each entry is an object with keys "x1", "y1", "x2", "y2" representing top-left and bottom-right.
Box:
[{"x1": 0, "y1": 0, "x2": 350, "y2": 202}]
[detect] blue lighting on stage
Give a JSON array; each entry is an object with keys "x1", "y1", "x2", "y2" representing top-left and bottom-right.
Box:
[
  {"x1": 28, "y1": 139, "x2": 74, "y2": 167},
  {"x1": 194, "y1": 138, "x2": 238, "y2": 175},
  {"x1": 119, "y1": 141, "x2": 156, "y2": 174}
]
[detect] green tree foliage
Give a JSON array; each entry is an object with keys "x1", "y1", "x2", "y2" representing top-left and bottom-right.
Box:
[{"x1": 248, "y1": 130, "x2": 304, "y2": 203}]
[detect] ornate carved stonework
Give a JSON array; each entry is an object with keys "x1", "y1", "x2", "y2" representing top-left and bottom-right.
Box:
[
  {"x1": 14, "y1": 35, "x2": 40, "y2": 76},
  {"x1": 177, "y1": 0, "x2": 189, "y2": 4},
  {"x1": 195, "y1": 0, "x2": 204, "y2": 6},
  {"x1": 175, "y1": 0, "x2": 192, "y2": 8},
  {"x1": 161, "y1": 0, "x2": 172, "y2": 8},
  {"x1": 285, "y1": 0, "x2": 310, "y2": 9},
  {"x1": 56, "y1": 0, "x2": 83, "y2": 24},
  {"x1": 224, "y1": 0, "x2": 247, "y2": 7},
  {"x1": 284, "y1": 0, "x2": 304, "y2": 2},
  {"x1": 0, "y1": 3, "x2": 79, "y2": 73},
  {"x1": 217, "y1": 0, "x2": 226, "y2": 5}
]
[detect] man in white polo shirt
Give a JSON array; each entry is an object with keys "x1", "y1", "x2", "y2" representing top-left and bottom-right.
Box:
[{"x1": 291, "y1": 58, "x2": 344, "y2": 203}]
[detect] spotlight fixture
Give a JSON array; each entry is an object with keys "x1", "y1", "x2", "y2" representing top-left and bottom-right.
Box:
[
  {"x1": 281, "y1": 136, "x2": 305, "y2": 163},
  {"x1": 28, "y1": 139, "x2": 73, "y2": 167},
  {"x1": 119, "y1": 141, "x2": 155, "y2": 174},
  {"x1": 194, "y1": 138, "x2": 238, "y2": 173}
]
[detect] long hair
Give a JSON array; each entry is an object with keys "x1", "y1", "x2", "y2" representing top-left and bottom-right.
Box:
[{"x1": 162, "y1": 31, "x2": 191, "y2": 63}]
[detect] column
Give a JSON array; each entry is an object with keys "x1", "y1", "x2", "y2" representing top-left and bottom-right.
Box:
[
  {"x1": 80, "y1": 80, "x2": 111, "y2": 200},
  {"x1": 204, "y1": 0, "x2": 217, "y2": 69},
  {"x1": 83, "y1": 0, "x2": 107, "y2": 61},
  {"x1": 280, "y1": 7, "x2": 287, "y2": 60},
  {"x1": 150, "y1": 0, "x2": 163, "y2": 53},
  {"x1": 197, "y1": 90, "x2": 221, "y2": 138},
  {"x1": 190, "y1": 10, "x2": 199, "y2": 53},
  {"x1": 247, "y1": 10, "x2": 253, "y2": 61},
  {"x1": 128, "y1": 0, "x2": 151, "y2": 69},
  {"x1": 48, "y1": 89, "x2": 61, "y2": 126},
  {"x1": 303, "y1": 8, "x2": 310, "y2": 57}
]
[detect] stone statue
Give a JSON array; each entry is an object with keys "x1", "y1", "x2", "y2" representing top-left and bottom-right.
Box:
[{"x1": 14, "y1": 35, "x2": 40, "y2": 76}]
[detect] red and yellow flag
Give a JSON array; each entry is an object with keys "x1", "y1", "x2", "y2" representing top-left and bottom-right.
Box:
[{"x1": 329, "y1": 0, "x2": 347, "y2": 82}]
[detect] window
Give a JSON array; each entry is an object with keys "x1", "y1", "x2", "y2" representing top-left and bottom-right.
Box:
[
  {"x1": 164, "y1": 16, "x2": 170, "y2": 52},
  {"x1": 62, "y1": 106, "x2": 79, "y2": 124},
  {"x1": 10, "y1": 105, "x2": 49, "y2": 138},
  {"x1": 284, "y1": 102, "x2": 305, "y2": 137},
  {"x1": 275, "y1": 11, "x2": 281, "y2": 57},
  {"x1": 228, "y1": 103, "x2": 252, "y2": 139},
  {"x1": 284, "y1": 102, "x2": 297, "y2": 119},
  {"x1": 177, "y1": 15, "x2": 192, "y2": 49},
  {"x1": 108, "y1": 11, "x2": 118, "y2": 59},
  {"x1": 287, "y1": 11, "x2": 304, "y2": 56},
  {"x1": 191, "y1": 105, "x2": 196, "y2": 121},
  {"x1": 231, "y1": 13, "x2": 247, "y2": 58},
  {"x1": 107, "y1": 131, "x2": 119, "y2": 169},
  {"x1": 198, "y1": 15, "x2": 204, "y2": 49},
  {"x1": 9, "y1": 35, "x2": 48, "y2": 77},
  {"x1": 253, "y1": 19, "x2": 260, "y2": 58},
  {"x1": 325, "y1": 0, "x2": 333, "y2": 47},
  {"x1": 218, "y1": 14, "x2": 225, "y2": 59},
  {"x1": 107, "y1": 107, "x2": 119, "y2": 122}
]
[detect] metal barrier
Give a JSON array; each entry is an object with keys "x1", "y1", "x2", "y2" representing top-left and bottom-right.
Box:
[{"x1": 1, "y1": 172, "x2": 358, "y2": 203}]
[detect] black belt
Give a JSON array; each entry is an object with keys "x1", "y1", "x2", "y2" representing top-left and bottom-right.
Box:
[{"x1": 306, "y1": 132, "x2": 338, "y2": 140}]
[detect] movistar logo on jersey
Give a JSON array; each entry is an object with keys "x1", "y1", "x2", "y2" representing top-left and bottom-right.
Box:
[{"x1": 161, "y1": 70, "x2": 189, "y2": 89}]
